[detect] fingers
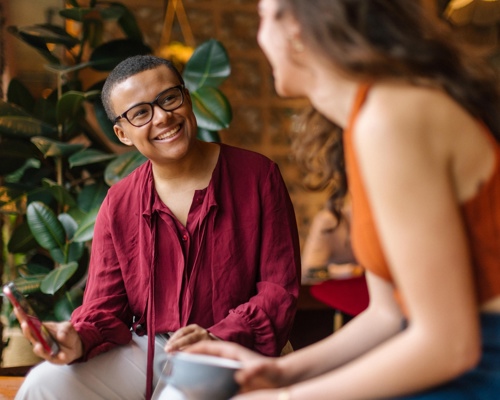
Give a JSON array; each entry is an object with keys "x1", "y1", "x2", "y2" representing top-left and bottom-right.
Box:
[
  {"x1": 186, "y1": 340, "x2": 261, "y2": 363},
  {"x1": 165, "y1": 324, "x2": 212, "y2": 352}
]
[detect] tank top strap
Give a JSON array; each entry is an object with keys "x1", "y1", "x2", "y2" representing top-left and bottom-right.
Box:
[{"x1": 346, "y1": 83, "x2": 372, "y2": 133}]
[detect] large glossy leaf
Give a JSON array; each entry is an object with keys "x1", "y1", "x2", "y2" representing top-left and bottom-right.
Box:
[
  {"x1": 104, "y1": 151, "x2": 147, "y2": 186},
  {"x1": 27, "y1": 201, "x2": 66, "y2": 251},
  {"x1": 58, "y1": 213, "x2": 78, "y2": 240},
  {"x1": 77, "y1": 182, "x2": 108, "y2": 212},
  {"x1": 0, "y1": 186, "x2": 27, "y2": 214},
  {"x1": 0, "y1": 99, "x2": 33, "y2": 117},
  {"x1": 183, "y1": 39, "x2": 231, "y2": 91},
  {"x1": 59, "y1": 8, "x2": 101, "y2": 22},
  {"x1": 67, "y1": 241, "x2": 85, "y2": 263},
  {"x1": 11, "y1": 276, "x2": 46, "y2": 294},
  {"x1": 40, "y1": 262, "x2": 79, "y2": 295},
  {"x1": 73, "y1": 207, "x2": 99, "y2": 242},
  {"x1": 92, "y1": 99, "x2": 123, "y2": 145},
  {"x1": 111, "y1": 2, "x2": 143, "y2": 41},
  {"x1": 7, "y1": 221, "x2": 38, "y2": 254},
  {"x1": 7, "y1": 78, "x2": 35, "y2": 113},
  {"x1": 69, "y1": 148, "x2": 117, "y2": 167},
  {"x1": 0, "y1": 116, "x2": 57, "y2": 139},
  {"x1": 0, "y1": 140, "x2": 39, "y2": 175},
  {"x1": 191, "y1": 87, "x2": 232, "y2": 131},
  {"x1": 89, "y1": 39, "x2": 152, "y2": 71},
  {"x1": 56, "y1": 91, "x2": 85, "y2": 125},
  {"x1": 54, "y1": 286, "x2": 84, "y2": 321},
  {"x1": 7, "y1": 26, "x2": 61, "y2": 65},
  {"x1": 197, "y1": 128, "x2": 221, "y2": 143},
  {"x1": 31, "y1": 137, "x2": 86, "y2": 158},
  {"x1": 41, "y1": 180, "x2": 77, "y2": 209}
]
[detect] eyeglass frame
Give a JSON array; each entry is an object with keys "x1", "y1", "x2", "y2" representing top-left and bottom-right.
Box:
[{"x1": 114, "y1": 84, "x2": 186, "y2": 127}]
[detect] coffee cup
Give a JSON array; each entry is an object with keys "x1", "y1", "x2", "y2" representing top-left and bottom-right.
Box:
[{"x1": 155, "y1": 351, "x2": 242, "y2": 400}]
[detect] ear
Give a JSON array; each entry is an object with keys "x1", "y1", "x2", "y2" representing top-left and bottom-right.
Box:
[{"x1": 114, "y1": 124, "x2": 133, "y2": 146}]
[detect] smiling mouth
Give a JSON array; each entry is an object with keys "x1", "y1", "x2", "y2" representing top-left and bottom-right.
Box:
[{"x1": 155, "y1": 124, "x2": 181, "y2": 140}]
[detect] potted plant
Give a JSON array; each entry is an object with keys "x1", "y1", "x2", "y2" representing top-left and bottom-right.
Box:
[{"x1": 0, "y1": 0, "x2": 232, "y2": 363}]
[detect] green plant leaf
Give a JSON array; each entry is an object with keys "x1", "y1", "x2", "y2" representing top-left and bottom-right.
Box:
[
  {"x1": 7, "y1": 26, "x2": 61, "y2": 65},
  {"x1": 0, "y1": 140, "x2": 40, "y2": 175},
  {"x1": 92, "y1": 98, "x2": 123, "y2": 145},
  {"x1": 69, "y1": 148, "x2": 117, "y2": 167},
  {"x1": 73, "y1": 207, "x2": 99, "y2": 242},
  {"x1": 59, "y1": 7, "x2": 99, "y2": 22},
  {"x1": 111, "y1": 2, "x2": 143, "y2": 41},
  {"x1": 0, "y1": 116, "x2": 58, "y2": 140},
  {"x1": 0, "y1": 99, "x2": 33, "y2": 118},
  {"x1": 67, "y1": 241, "x2": 85, "y2": 263},
  {"x1": 56, "y1": 91, "x2": 86, "y2": 125},
  {"x1": 7, "y1": 78, "x2": 36, "y2": 113},
  {"x1": 31, "y1": 137, "x2": 86, "y2": 158},
  {"x1": 27, "y1": 201, "x2": 66, "y2": 251},
  {"x1": 77, "y1": 182, "x2": 108, "y2": 212},
  {"x1": 191, "y1": 87, "x2": 232, "y2": 131},
  {"x1": 12, "y1": 276, "x2": 46, "y2": 294},
  {"x1": 7, "y1": 221, "x2": 38, "y2": 254},
  {"x1": 58, "y1": 213, "x2": 78, "y2": 239},
  {"x1": 197, "y1": 128, "x2": 221, "y2": 143},
  {"x1": 40, "y1": 262, "x2": 79, "y2": 295},
  {"x1": 26, "y1": 24, "x2": 79, "y2": 48},
  {"x1": 104, "y1": 151, "x2": 147, "y2": 186},
  {"x1": 183, "y1": 39, "x2": 231, "y2": 91},
  {"x1": 0, "y1": 186, "x2": 27, "y2": 215},
  {"x1": 41, "y1": 180, "x2": 77, "y2": 209},
  {"x1": 54, "y1": 286, "x2": 84, "y2": 321},
  {"x1": 88, "y1": 39, "x2": 152, "y2": 71}
]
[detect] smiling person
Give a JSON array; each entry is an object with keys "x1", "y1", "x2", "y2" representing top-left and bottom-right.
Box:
[
  {"x1": 15, "y1": 55, "x2": 300, "y2": 400},
  {"x1": 187, "y1": 0, "x2": 500, "y2": 399}
]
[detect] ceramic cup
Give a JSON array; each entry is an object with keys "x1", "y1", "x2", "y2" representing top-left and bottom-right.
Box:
[{"x1": 155, "y1": 351, "x2": 242, "y2": 400}]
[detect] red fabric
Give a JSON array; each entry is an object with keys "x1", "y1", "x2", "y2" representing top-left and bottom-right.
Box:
[
  {"x1": 310, "y1": 276, "x2": 369, "y2": 316},
  {"x1": 71, "y1": 143, "x2": 301, "y2": 398}
]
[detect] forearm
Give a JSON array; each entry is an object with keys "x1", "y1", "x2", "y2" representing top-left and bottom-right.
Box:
[
  {"x1": 287, "y1": 324, "x2": 478, "y2": 399},
  {"x1": 278, "y1": 304, "x2": 403, "y2": 384}
]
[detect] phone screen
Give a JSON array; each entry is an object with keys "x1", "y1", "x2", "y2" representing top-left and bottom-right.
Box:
[{"x1": 2, "y1": 282, "x2": 60, "y2": 356}]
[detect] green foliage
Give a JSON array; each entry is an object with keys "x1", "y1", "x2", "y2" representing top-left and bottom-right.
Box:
[{"x1": 1, "y1": 2, "x2": 232, "y2": 323}]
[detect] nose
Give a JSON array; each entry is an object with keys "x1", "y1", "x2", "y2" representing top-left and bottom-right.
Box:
[{"x1": 151, "y1": 104, "x2": 173, "y2": 125}]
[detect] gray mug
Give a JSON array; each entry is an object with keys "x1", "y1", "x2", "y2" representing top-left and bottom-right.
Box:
[{"x1": 156, "y1": 351, "x2": 242, "y2": 400}]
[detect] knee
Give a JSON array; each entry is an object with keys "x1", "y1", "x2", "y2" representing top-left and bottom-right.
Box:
[{"x1": 16, "y1": 362, "x2": 60, "y2": 399}]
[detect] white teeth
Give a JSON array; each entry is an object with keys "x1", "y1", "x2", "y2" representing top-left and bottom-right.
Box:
[{"x1": 155, "y1": 125, "x2": 180, "y2": 140}]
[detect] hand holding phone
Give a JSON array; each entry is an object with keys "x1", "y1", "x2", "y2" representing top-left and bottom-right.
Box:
[{"x1": 2, "y1": 282, "x2": 60, "y2": 356}]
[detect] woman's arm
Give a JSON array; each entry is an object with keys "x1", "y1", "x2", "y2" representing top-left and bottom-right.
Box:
[{"x1": 283, "y1": 86, "x2": 482, "y2": 399}]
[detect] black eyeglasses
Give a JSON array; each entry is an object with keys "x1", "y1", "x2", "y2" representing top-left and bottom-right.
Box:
[{"x1": 114, "y1": 85, "x2": 185, "y2": 127}]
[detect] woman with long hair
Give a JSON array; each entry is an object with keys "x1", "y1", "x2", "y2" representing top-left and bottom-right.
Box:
[{"x1": 188, "y1": 0, "x2": 500, "y2": 398}]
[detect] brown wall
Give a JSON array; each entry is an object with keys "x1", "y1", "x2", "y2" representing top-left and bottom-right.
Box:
[{"x1": 122, "y1": 0, "x2": 329, "y2": 245}]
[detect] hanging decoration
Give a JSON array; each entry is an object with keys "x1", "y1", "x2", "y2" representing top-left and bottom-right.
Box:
[{"x1": 157, "y1": 0, "x2": 195, "y2": 69}]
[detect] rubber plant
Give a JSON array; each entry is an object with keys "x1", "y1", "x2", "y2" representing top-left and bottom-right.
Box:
[{"x1": 0, "y1": 0, "x2": 232, "y2": 324}]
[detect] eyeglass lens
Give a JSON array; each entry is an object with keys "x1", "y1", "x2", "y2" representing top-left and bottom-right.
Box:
[{"x1": 125, "y1": 87, "x2": 184, "y2": 127}]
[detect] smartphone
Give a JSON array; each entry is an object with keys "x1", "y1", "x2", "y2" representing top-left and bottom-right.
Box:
[{"x1": 2, "y1": 282, "x2": 60, "y2": 356}]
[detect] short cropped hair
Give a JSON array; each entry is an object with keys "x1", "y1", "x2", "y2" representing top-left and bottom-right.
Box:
[{"x1": 101, "y1": 55, "x2": 185, "y2": 121}]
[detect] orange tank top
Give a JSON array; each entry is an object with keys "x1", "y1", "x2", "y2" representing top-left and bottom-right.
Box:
[{"x1": 345, "y1": 84, "x2": 500, "y2": 306}]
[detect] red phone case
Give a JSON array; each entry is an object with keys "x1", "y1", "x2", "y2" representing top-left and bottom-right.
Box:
[{"x1": 2, "y1": 282, "x2": 60, "y2": 356}]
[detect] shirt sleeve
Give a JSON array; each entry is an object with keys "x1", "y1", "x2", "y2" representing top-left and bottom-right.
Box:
[
  {"x1": 208, "y1": 163, "x2": 301, "y2": 356},
  {"x1": 71, "y1": 195, "x2": 133, "y2": 360}
]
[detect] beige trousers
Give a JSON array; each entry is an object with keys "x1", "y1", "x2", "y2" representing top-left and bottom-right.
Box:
[{"x1": 15, "y1": 334, "x2": 172, "y2": 400}]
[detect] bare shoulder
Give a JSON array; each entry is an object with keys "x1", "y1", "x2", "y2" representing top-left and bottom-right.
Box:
[{"x1": 353, "y1": 83, "x2": 480, "y2": 161}]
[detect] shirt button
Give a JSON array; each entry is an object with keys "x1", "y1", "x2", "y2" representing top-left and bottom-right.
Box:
[{"x1": 182, "y1": 234, "x2": 188, "y2": 242}]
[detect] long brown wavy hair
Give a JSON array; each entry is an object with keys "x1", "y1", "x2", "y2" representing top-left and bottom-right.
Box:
[{"x1": 279, "y1": 0, "x2": 500, "y2": 221}]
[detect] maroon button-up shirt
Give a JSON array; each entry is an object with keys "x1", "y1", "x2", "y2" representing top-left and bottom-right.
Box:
[{"x1": 72, "y1": 143, "x2": 300, "y2": 364}]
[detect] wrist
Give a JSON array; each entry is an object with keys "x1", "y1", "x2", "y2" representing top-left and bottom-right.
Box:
[{"x1": 277, "y1": 387, "x2": 291, "y2": 400}]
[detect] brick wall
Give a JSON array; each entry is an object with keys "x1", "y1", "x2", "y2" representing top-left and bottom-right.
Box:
[{"x1": 122, "y1": 0, "x2": 329, "y2": 246}]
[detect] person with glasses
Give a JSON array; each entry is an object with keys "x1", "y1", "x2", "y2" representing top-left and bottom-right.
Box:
[{"x1": 15, "y1": 55, "x2": 300, "y2": 400}]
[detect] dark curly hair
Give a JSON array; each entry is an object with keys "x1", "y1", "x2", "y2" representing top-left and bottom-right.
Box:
[{"x1": 278, "y1": 0, "x2": 500, "y2": 222}]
